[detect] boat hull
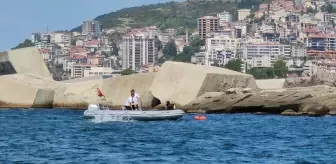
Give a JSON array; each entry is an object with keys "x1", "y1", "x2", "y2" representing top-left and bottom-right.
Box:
[{"x1": 83, "y1": 104, "x2": 184, "y2": 121}]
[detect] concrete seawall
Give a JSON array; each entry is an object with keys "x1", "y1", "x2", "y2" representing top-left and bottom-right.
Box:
[{"x1": 0, "y1": 47, "x2": 335, "y2": 116}]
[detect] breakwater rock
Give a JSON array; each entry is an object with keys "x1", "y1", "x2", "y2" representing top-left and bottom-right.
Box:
[
  {"x1": 0, "y1": 47, "x2": 335, "y2": 116},
  {"x1": 184, "y1": 85, "x2": 336, "y2": 116}
]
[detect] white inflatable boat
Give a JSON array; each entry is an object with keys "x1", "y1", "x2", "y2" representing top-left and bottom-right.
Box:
[{"x1": 83, "y1": 104, "x2": 185, "y2": 121}]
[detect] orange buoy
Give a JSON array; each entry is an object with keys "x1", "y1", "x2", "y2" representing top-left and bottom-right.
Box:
[
  {"x1": 194, "y1": 115, "x2": 200, "y2": 120},
  {"x1": 200, "y1": 115, "x2": 207, "y2": 120},
  {"x1": 194, "y1": 115, "x2": 207, "y2": 121}
]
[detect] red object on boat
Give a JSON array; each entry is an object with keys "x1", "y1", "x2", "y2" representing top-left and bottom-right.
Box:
[{"x1": 97, "y1": 88, "x2": 104, "y2": 97}]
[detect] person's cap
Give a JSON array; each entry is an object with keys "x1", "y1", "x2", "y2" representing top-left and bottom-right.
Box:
[{"x1": 130, "y1": 89, "x2": 135, "y2": 92}]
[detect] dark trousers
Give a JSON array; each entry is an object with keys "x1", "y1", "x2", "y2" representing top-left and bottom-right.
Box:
[{"x1": 125, "y1": 105, "x2": 139, "y2": 110}]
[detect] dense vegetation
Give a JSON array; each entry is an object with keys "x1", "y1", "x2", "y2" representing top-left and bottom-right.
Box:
[
  {"x1": 247, "y1": 60, "x2": 288, "y2": 79},
  {"x1": 121, "y1": 68, "x2": 136, "y2": 75},
  {"x1": 12, "y1": 39, "x2": 35, "y2": 50},
  {"x1": 159, "y1": 36, "x2": 205, "y2": 63},
  {"x1": 224, "y1": 59, "x2": 243, "y2": 72},
  {"x1": 71, "y1": 0, "x2": 271, "y2": 32}
]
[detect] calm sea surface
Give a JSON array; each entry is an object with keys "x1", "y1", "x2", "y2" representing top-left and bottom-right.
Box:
[{"x1": 0, "y1": 109, "x2": 335, "y2": 164}]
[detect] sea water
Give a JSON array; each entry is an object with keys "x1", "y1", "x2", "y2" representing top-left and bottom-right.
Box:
[{"x1": 0, "y1": 109, "x2": 335, "y2": 164}]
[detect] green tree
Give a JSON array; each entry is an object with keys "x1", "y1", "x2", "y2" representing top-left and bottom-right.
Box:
[
  {"x1": 306, "y1": 7, "x2": 316, "y2": 14},
  {"x1": 121, "y1": 68, "x2": 135, "y2": 75},
  {"x1": 12, "y1": 39, "x2": 35, "y2": 50},
  {"x1": 321, "y1": 4, "x2": 336, "y2": 13},
  {"x1": 273, "y1": 60, "x2": 288, "y2": 78},
  {"x1": 173, "y1": 46, "x2": 195, "y2": 62},
  {"x1": 265, "y1": 67, "x2": 275, "y2": 79},
  {"x1": 154, "y1": 36, "x2": 163, "y2": 51},
  {"x1": 248, "y1": 67, "x2": 267, "y2": 79},
  {"x1": 163, "y1": 40, "x2": 177, "y2": 58},
  {"x1": 190, "y1": 36, "x2": 205, "y2": 47},
  {"x1": 224, "y1": 59, "x2": 242, "y2": 72},
  {"x1": 111, "y1": 42, "x2": 119, "y2": 56}
]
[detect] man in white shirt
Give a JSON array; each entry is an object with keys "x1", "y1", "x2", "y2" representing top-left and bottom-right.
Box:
[{"x1": 124, "y1": 89, "x2": 142, "y2": 110}]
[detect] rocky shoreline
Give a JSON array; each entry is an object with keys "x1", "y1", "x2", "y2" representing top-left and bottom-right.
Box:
[{"x1": 183, "y1": 85, "x2": 336, "y2": 116}]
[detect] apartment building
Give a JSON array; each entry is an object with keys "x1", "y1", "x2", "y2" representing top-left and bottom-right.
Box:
[
  {"x1": 31, "y1": 33, "x2": 41, "y2": 43},
  {"x1": 287, "y1": 44, "x2": 307, "y2": 67},
  {"x1": 121, "y1": 34, "x2": 158, "y2": 70},
  {"x1": 82, "y1": 20, "x2": 101, "y2": 36},
  {"x1": 164, "y1": 28, "x2": 177, "y2": 36},
  {"x1": 244, "y1": 43, "x2": 291, "y2": 68},
  {"x1": 305, "y1": 34, "x2": 336, "y2": 51},
  {"x1": 198, "y1": 16, "x2": 220, "y2": 39},
  {"x1": 83, "y1": 66, "x2": 116, "y2": 77},
  {"x1": 205, "y1": 34, "x2": 238, "y2": 65},
  {"x1": 71, "y1": 64, "x2": 93, "y2": 79},
  {"x1": 231, "y1": 22, "x2": 247, "y2": 36},
  {"x1": 238, "y1": 9, "x2": 251, "y2": 21},
  {"x1": 217, "y1": 11, "x2": 232, "y2": 26},
  {"x1": 50, "y1": 31, "x2": 72, "y2": 48}
]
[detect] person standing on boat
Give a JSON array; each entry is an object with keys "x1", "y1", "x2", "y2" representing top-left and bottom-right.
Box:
[{"x1": 124, "y1": 89, "x2": 142, "y2": 110}]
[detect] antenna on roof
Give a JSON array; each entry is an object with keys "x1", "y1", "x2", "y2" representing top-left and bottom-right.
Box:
[{"x1": 47, "y1": 25, "x2": 49, "y2": 34}]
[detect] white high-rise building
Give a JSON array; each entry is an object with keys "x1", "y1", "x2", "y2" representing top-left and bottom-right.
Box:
[
  {"x1": 205, "y1": 34, "x2": 239, "y2": 66},
  {"x1": 238, "y1": 9, "x2": 251, "y2": 21},
  {"x1": 50, "y1": 31, "x2": 72, "y2": 48},
  {"x1": 121, "y1": 33, "x2": 158, "y2": 70},
  {"x1": 217, "y1": 11, "x2": 232, "y2": 26},
  {"x1": 244, "y1": 42, "x2": 291, "y2": 68},
  {"x1": 82, "y1": 20, "x2": 101, "y2": 36}
]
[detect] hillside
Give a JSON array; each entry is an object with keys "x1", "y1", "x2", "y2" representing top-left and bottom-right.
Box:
[{"x1": 71, "y1": 0, "x2": 269, "y2": 32}]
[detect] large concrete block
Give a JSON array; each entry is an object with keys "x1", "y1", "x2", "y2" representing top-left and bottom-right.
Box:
[
  {"x1": 150, "y1": 62, "x2": 258, "y2": 106},
  {"x1": 7, "y1": 47, "x2": 51, "y2": 79},
  {"x1": 0, "y1": 74, "x2": 55, "y2": 108},
  {"x1": 256, "y1": 79, "x2": 285, "y2": 90},
  {"x1": 32, "y1": 89, "x2": 55, "y2": 108},
  {"x1": 102, "y1": 73, "x2": 156, "y2": 109},
  {"x1": 53, "y1": 79, "x2": 103, "y2": 109},
  {"x1": 0, "y1": 52, "x2": 16, "y2": 75}
]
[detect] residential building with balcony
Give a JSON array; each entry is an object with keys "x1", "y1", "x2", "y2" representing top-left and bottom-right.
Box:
[
  {"x1": 205, "y1": 34, "x2": 239, "y2": 66},
  {"x1": 237, "y1": 9, "x2": 251, "y2": 21},
  {"x1": 198, "y1": 16, "x2": 219, "y2": 39},
  {"x1": 305, "y1": 34, "x2": 336, "y2": 52},
  {"x1": 71, "y1": 64, "x2": 92, "y2": 79},
  {"x1": 82, "y1": 20, "x2": 101, "y2": 36},
  {"x1": 164, "y1": 28, "x2": 177, "y2": 36},
  {"x1": 63, "y1": 56, "x2": 87, "y2": 72},
  {"x1": 121, "y1": 33, "x2": 158, "y2": 70},
  {"x1": 231, "y1": 22, "x2": 247, "y2": 37},
  {"x1": 83, "y1": 66, "x2": 116, "y2": 77},
  {"x1": 244, "y1": 43, "x2": 291, "y2": 68},
  {"x1": 50, "y1": 31, "x2": 72, "y2": 48},
  {"x1": 217, "y1": 11, "x2": 232, "y2": 26}
]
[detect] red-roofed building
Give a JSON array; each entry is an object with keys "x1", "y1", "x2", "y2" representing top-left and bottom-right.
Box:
[
  {"x1": 304, "y1": 28, "x2": 319, "y2": 34},
  {"x1": 69, "y1": 46, "x2": 88, "y2": 57},
  {"x1": 39, "y1": 49, "x2": 52, "y2": 61}
]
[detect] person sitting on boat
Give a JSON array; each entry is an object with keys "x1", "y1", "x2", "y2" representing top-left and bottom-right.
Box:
[
  {"x1": 124, "y1": 89, "x2": 142, "y2": 110},
  {"x1": 166, "y1": 101, "x2": 175, "y2": 110}
]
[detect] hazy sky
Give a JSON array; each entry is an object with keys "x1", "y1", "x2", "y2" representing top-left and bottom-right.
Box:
[{"x1": 0, "y1": 0, "x2": 182, "y2": 51}]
